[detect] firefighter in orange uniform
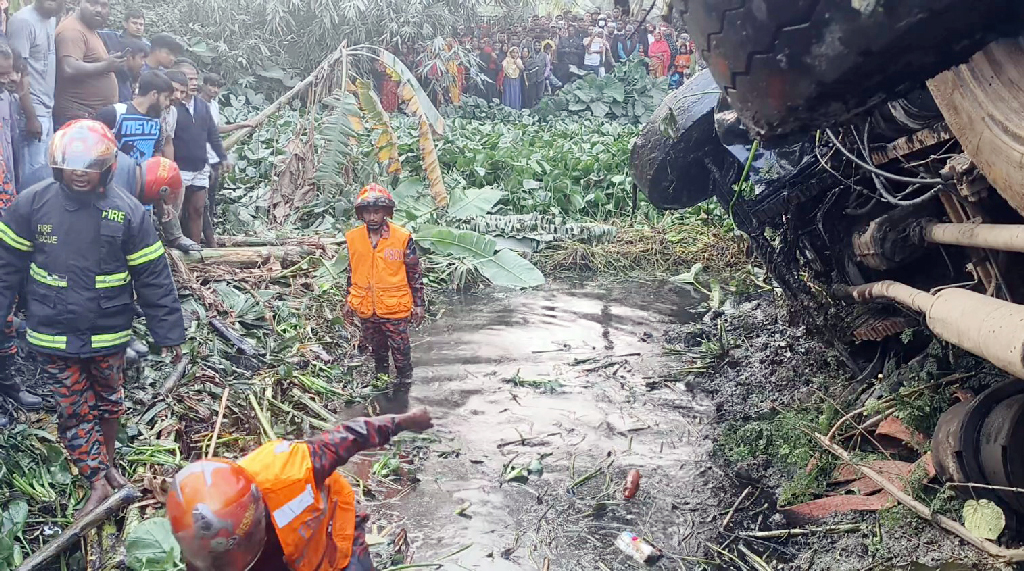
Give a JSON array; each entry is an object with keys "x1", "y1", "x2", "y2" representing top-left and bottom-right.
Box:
[
  {"x1": 167, "y1": 408, "x2": 434, "y2": 571},
  {"x1": 343, "y1": 184, "x2": 425, "y2": 381}
]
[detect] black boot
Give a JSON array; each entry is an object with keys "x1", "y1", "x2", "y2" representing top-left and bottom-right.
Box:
[
  {"x1": 374, "y1": 360, "x2": 390, "y2": 377},
  {"x1": 0, "y1": 354, "x2": 42, "y2": 410}
]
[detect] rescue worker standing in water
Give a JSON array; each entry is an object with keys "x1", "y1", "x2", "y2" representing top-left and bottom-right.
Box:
[
  {"x1": 343, "y1": 184, "x2": 425, "y2": 381},
  {"x1": 167, "y1": 408, "x2": 434, "y2": 571},
  {"x1": 0, "y1": 120, "x2": 185, "y2": 518}
]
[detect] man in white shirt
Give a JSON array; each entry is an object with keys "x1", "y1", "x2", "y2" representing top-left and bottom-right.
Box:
[
  {"x1": 583, "y1": 28, "x2": 610, "y2": 77},
  {"x1": 198, "y1": 72, "x2": 251, "y2": 247}
]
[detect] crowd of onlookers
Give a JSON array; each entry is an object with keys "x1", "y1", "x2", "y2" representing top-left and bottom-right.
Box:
[
  {"x1": 382, "y1": 9, "x2": 700, "y2": 111},
  {"x1": 0, "y1": 0, "x2": 248, "y2": 254}
]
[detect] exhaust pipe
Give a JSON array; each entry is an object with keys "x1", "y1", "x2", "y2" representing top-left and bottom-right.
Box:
[
  {"x1": 923, "y1": 222, "x2": 1024, "y2": 253},
  {"x1": 836, "y1": 281, "x2": 1024, "y2": 379}
]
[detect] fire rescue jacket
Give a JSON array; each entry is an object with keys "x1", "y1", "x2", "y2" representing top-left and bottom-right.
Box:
[
  {"x1": 0, "y1": 179, "x2": 185, "y2": 356},
  {"x1": 345, "y1": 222, "x2": 414, "y2": 320},
  {"x1": 238, "y1": 440, "x2": 357, "y2": 571}
]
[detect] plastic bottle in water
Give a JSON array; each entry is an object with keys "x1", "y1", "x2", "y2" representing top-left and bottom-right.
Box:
[{"x1": 614, "y1": 531, "x2": 660, "y2": 564}]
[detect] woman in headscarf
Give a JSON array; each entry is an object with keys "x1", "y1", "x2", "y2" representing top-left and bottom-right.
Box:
[
  {"x1": 646, "y1": 29, "x2": 671, "y2": 78},
  {"x1": 499, "y1": 46, "x2": 525, "y2": 110}
]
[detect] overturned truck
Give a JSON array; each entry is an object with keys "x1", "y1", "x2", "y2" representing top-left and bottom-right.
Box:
[{"x1": 632, "y1": 1, "x2": 1024, "y2": 519}]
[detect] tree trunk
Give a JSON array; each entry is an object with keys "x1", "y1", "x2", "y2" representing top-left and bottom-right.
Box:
[
  {"x1": 169, "y1": 245, "x2": 320, "y2": 268},
  {"x1": 216, "y1": 235, "x2": 344, "y2": 247}
]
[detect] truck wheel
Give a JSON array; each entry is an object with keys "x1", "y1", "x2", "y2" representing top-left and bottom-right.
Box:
[
  {"x1": 928, "y1": 36, "x2": 1024, "y2": 218},
  {"x1": 630, "y1": 69, "x2": 740, "y2": 210},
  {"x1": 676, "y1": 0, "x2": 1021, "y2": 137}
]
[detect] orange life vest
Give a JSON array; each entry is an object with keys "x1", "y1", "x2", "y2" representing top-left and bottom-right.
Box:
[
  {"x1": 238, "y1": 441, "x2": 356, "y2": 571},
  {"x1": 345, "y1": 222, "x2": 414, "y2": 320}
]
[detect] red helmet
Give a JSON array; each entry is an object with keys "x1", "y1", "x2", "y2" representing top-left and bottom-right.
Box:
[
  {"x1": 166, "y1": 459, "x2": 267, "y2": 571},
  {"x1": 49, "y1": 119, "x2": 118, "y2": 186},
  {"x1": 139, "y1": 157, "x2": 183, "y2": 205},
  {"x1": 354, "y1": 183, "x2": 396, "y2": 212}
]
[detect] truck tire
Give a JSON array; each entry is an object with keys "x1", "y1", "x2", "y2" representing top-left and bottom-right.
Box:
[
  {"x1": 673, "y1": 0, "x2": 1022, "y2": 138},
  {"x1": 630, "y1": 69, "x2": 740, "y2": 210},
  {"x1": 928, "y1": 36, "x2": 1024, "y2": 218}
]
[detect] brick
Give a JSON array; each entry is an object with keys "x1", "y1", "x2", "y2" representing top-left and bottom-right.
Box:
[
  {"x1": 780, "y1": 493, "x2": 896, "y2": 525},
  {"x1": 876, "y1": 417, "x2": 929, "y2": 450}
]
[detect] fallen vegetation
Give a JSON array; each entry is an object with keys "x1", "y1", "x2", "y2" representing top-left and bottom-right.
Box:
[{"x1": 0, "y1": 38, "x2": 753, "y2": 570}]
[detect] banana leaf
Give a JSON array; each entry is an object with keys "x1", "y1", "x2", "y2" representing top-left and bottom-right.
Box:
[
  {"x1": 416, "y1": 116, "x2": 448, "y2": 208},
  {"x1": 415, "y1": 225, "x2": 544, "y2": 288},
  {"x1": 378, "y1": 48, "x2": 444, "y2": 135},
  {"x1": 446, "y1": 186, "x2": 503, "y2": 219},
  {"x1": 314, "y1": 90, "x2": 363, "y2": 188},
  {"x1": 355, "y1": 79, "x2": 402, "y2": 175}
]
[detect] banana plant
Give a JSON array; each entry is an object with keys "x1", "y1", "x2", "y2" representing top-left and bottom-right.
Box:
[{"x1": 315, "y1": 45, "x2": 448, "y2": 207}]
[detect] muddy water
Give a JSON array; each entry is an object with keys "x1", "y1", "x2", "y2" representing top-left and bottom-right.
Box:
[{"x1": 353, "y1": 281, "x2": 716, "y2": 570}]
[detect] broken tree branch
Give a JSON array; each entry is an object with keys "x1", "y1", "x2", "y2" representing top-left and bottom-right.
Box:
[
  {"x1": 737, "y1": 524, "x2": 865, "y2": 539},
  {"x1": 159, "y1": 355, "x2": 191, "y2": 396},
  {"x1": 206, "y1": 386, "x2": 231, "y2": 458},
  {"x1": 210, "y1": 318, "x2": 260, "y2": 356},
  {"x1": 812, "y1": 432, "x2": 1024, "y2": 563},
  {"x1": 721, "y1": 486, "x2": 752, "y2": 531},
  {"x1": 223, "y1": 41, "x2": 349, "y2": 152},
  {"x1": 17, "y1": 487, "x2": 141, "y2": 571}
]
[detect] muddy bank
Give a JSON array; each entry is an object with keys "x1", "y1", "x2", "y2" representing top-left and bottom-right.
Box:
[{"x1": 672, "y1": 295, "x2": 997, "y2": 571}]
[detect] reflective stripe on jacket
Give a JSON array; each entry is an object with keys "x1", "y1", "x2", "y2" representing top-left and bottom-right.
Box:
[
  {"x1": 345, "y1": 223, "x2": 414, "y2": 320},
  {"x1": 238, "y1": 440, "x2": 357, "y2": 571},
  {"x1": 0, "y1": 178, "x2": 185, "y2": 356}
]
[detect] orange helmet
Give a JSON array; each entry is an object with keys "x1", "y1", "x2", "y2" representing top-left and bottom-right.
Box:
[
  {"x1": 139, "y1": 157, "x2": 183, "y2": 205},
  {"x1": 49, "y1": 119, "x2": 118, "y2": 186},
  {"x1": 166, "y1": 459, "x2": 268, "y2": 571},
  {"x1": 353, "y1": 183, "x2": 396, "y2": 212}
]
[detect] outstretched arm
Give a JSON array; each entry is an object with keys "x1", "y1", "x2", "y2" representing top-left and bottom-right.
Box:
[{"x1": 306, "y1": 409, "x2": 433, "y2": 488}]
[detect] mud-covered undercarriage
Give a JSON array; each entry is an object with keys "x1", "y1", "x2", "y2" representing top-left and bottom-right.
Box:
[{"x1": 631, "y1": 2, "x2": 1024, "y2": 534}]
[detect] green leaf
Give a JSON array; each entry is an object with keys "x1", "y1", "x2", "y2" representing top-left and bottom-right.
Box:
[
  {"x1": 393, "y1": 178, "x2": 426, "y2": 202},
  {"x1": 477, "y1": 249, "x2": 545, "y2": 288},
  {"x1": 447, "y1": 186, "x2": 504, "y2": 219},
  {"x1": 415, "y1": 226, "x2": 544, "y2": 288},
  {"x1": 589, "y1": 100, "x2": 610, "y2": 117},
  {"x1": 606, "y1": 81, "x2": 626, "y2": 102},
  {"x1": 126, "y1": 517, "x2": 182, "y2": 571},
  {"x1": 417, "y1": 225, "x2": 497, "y2": 257},
  {"x1": 1, "y1": 500, "x2": 28, "y2": 538},
  {"x1": 963, "y1": 499, "x2": 1005, "y2": 540},
  {"x1": 0, "y1": 536, "x2": 12, "y2": 569}
]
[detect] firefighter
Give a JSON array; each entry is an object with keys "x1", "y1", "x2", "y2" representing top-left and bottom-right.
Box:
[
  {"x1": 167, "y1": 408, "x2": 434, "y2": 571},
  {"x1": 20, "y1": 144, "x2": 196, "y2": 363},
  {"x1": 0, "y1": 120, "x2": 185, "y2": 518},
  {"x1": 20, "y1": 146, "x2": 202, "y2": 253},
  {"x1": 342, "y1": 184, "x2": 426, "y2": 381}
]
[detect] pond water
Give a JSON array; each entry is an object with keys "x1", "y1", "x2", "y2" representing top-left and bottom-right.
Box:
[{"x1": 347, "y1": 281, "x2": 716, "y2": 569}]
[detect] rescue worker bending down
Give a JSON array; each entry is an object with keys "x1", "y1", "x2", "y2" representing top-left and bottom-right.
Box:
[
  {"x1": 343, "y1": 184, "x2": 426, "y2": 381},
  {"x1": 0, "y1": 120, "x2": 186, "y2": 519},
  {"x1": 168, "y1": 408, "x2": 434, "y2": 571}
]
